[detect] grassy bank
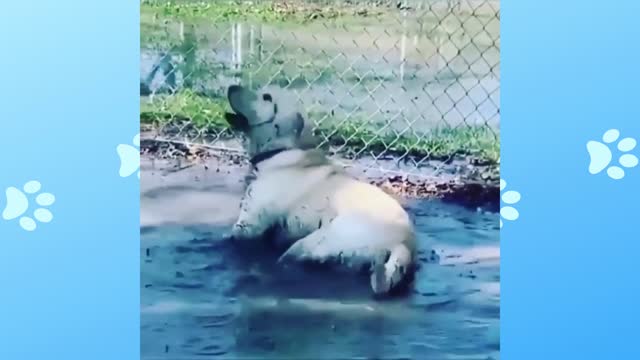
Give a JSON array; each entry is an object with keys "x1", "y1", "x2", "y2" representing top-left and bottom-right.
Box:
[
  {"x1": 141, "y1": 0, "x2": 385, "y2": 24},
  {"x1": 140, "y1": 90, "x2": 499, "y2": 163}
]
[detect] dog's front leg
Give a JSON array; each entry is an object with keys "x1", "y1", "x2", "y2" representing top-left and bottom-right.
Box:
[
  {"x1": 229, "y1": 209, "x2": 271, "y2": 243},
  {"x1": 227, "y1": 186, "x2": 274, "y2": 243}
]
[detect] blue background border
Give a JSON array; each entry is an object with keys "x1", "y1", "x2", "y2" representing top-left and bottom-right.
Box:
[
  {"x1": 0, "y1": 1, "x2": 139, "y2": 359},
  {"x1": 1, "y1": 0, "x2": 639, "y2": 359},
  {"x1": 502, "y1": 0, "x2": 640, "y2": 358}
]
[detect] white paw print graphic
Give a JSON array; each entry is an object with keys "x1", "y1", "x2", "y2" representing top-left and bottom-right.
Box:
[
  {"x1": 2, "y1": 180, "x2": 55, "y2": 232},
  {"x1": 500, "y1": 179, "x2": 521, "y2": 229},
  {"x1": 587, "y1": 129, "x2": 638, "y2": 180},
  {"x1": 117, "y1": 134, "x2": 140, "y2": 178}
]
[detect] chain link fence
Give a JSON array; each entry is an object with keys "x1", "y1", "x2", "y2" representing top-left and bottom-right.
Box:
[{"x1": 140, "y1": 0, "x2": 500, "y2": 179}]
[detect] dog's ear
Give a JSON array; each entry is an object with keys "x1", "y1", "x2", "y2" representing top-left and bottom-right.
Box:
[
  {"x1": 293, "y1": 112, "x2": 322, "y2": 150},
  {"x1": 293, "y1": 112, "x2": 305, "y2": 138},
  {"x1": 224, "y1": 112, "x2": 249, "y2": 132},
  {"x1": 227, "y1": 85, "x2": 255, "y2": 116}
]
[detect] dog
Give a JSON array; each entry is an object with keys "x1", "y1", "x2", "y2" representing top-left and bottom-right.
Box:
[{"x1": 223, "y1": 85, "x2": 417, "y2": 295}]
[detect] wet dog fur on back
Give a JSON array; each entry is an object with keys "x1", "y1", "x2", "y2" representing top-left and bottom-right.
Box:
[{"x1": 224, "y1": 85, "x2": 417, "y2": 296}]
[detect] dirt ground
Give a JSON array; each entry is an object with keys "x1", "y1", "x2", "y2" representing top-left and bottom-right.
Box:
[{"x1": 141, "y1": 138, "x2": 500, "y2": 216}]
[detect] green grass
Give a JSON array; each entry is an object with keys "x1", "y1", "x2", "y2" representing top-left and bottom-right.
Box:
[
  {"x1": 141, "y1": 0, "x2": 500, "y2": 46},
  {"x1": 310, "y1": 114, "x2": 499, "y2": 162},
  {"x1": 140, "y1": 90, "x2": 499, "y2": 163},
  {"x1": 141, "y1": 1, "x2": 291, "y2": 23},
  {"x1": 139, "y1": 0, "x2": 407, "y2": 33},
  {"x1": 142, "y1": 0, "x2": 357, "y2": 24},
  {"x1": 141, "y1": 89, "x2": 229, "y2": 129}
]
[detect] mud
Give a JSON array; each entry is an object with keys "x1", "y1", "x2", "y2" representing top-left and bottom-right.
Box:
[{"x1": 140, "y1": 154, "x2": 500, "y2": 359}]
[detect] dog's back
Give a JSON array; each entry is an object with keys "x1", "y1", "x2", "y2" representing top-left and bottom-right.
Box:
[{"x1": 255, "y1": 147, "x2": 415, "y2": 251}]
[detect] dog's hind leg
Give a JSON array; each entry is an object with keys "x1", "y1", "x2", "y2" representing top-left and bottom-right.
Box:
[
  {"x1": 278, "y1": 213, "x2": 417, "y2": 295},
  {"x1": 278, "y1": 214, "x2": 413, "y2": 278},
  {"x1": 277, "y1": 213, "x2": 383, "y2": 266},
  {"x1": 277, "y1": 227, "x2": 332, "y2": 264}
]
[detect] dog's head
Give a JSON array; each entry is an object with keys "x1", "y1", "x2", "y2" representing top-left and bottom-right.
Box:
[{"x1": 224, "y1": 85, "x2": 318, "y2": 158}]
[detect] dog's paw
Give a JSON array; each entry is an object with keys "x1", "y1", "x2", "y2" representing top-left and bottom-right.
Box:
[
  {"x1": 369, "y1": 250, "x2": 409, "y2": 296},
  {"x1": 370, "y1": 262, "x2": 391, "y2": 295},
  {"x1": 370, "y1": 251, "x2": 392, "y2": 294},
  {"x1": 227, "y1": 222, "x2": 256, "y2": 242}
]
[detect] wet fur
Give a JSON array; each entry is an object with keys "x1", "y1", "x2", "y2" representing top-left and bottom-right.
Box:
[{"x1": 224, "y1": 85, "x2": 417, "y2": 296}]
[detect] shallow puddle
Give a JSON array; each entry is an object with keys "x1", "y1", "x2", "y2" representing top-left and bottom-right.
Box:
[{"x1": 141, "y1": 164, "x2": 500, "y2": 359}]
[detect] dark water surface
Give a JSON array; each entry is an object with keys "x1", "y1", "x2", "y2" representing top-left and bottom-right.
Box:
[{"x1": 141, "y1": 199, "x2": 500, "y2": 360}]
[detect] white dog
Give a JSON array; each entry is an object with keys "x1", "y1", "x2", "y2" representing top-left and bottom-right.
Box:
[{"x1": 223, "y1": 85, "x2": 417, "y2": 295}]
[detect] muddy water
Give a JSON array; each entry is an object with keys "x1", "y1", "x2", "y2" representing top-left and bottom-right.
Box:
[{"x1": 140, "y1": 158, "x2": 500, "y2": 359}]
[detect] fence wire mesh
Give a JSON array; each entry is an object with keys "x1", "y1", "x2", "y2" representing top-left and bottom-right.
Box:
[{"x1": 140, "y1": 0, "x2": 500, "y2": 179}]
